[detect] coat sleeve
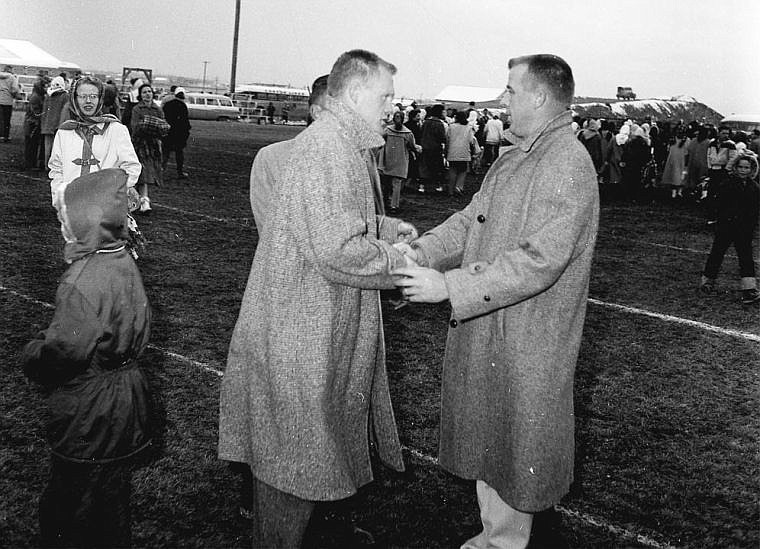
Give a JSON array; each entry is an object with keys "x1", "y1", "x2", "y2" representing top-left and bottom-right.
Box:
[
  {"x1": 284, "y1": 135, "x2": 406, "y2": 289},
  {"x1": 443, "y1": 159, "x2": 598, "y2": 321},
  {"x1": 110, "y1": 123, "x2": 141, "y2": 188},
  {"x1": 411, "y1": 192, "x2": 482, "y2": 270},
  {"x1": 249, "y1": 146, "x2": 276, "y2": 233},
  {"x1": 21, "y1": 283, "x2": 104, "y2": 387},
  {"x1": 130, "y1": 105, "x2": 142, "y2": 135},
  {"x1": 376, "y1": 214, "x2": 402, "y2": 243},
  {"x1": 48, "y1": 131, "x2": 65, "y2": 208}
]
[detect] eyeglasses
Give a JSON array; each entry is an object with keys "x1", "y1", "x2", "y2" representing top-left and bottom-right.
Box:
[{"x1": 77, "y1": 94, "x2": 99, "y2": 101}]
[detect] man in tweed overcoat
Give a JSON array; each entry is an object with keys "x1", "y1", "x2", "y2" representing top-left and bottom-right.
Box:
[
  {"x1": 219, "y1": 50, "x2": 415, "y2": 548},
  {"x1": 394, "y1": 55, "x2": 599, "y2": 548}
]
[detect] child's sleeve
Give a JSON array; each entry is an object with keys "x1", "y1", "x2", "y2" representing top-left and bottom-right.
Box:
[{"x1": 21, "y1": 283, "x2": 103, "y2": 387}]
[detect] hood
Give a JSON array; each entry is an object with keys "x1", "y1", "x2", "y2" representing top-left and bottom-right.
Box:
[
  {"x1": 733, "y1": 151, "x2": 759, "y2": 179},
  {"x1": 62, "y1": 168, "x2": 130, "y2": 263}
]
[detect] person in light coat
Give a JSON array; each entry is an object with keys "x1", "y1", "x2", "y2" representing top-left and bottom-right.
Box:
[
  {"x1": 48, "y1": 77, "x2": 141, "y2": 259},
  {"x1": 218, "y1": 49, "x2": 417, "y2": 549},
  {"x1": 393, "y1": 54, "x2": 599, "y2": 549},
  {"x1": 0, "y1": 65, "x2": 20, "y2": 142}
]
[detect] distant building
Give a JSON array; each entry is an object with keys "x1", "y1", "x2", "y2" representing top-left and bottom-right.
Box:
[{"x1": 434, "y1": 85, "x2": 508, "y2": 110}]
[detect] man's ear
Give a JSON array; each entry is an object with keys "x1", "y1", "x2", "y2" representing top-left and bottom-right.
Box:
[
  {"x1": 346, "y1": 79, "x2": 361, "y2": 107},
  {"x1": 533, "y1": 87, "x2": 547, "y2": 110}
]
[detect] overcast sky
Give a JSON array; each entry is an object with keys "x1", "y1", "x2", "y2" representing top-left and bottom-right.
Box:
[{"x1": 2, "y1": 0, "x2": 758, "y2": 116}]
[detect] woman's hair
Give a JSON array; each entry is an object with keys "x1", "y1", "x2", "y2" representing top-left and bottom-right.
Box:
[
  {"x1": 392, "y1": 110, "x2": 404, "y2": 123},
  {"x1": 137, "y1": 83, "x2": 154, "y2": 100},
  {"x1": 428, "y1": 104, "x2": 445, "y2": 119},
  {"x1": 455, "y1": 111, "x2": 468, "y2": 125},
  {"x1": 69, "y1": 76, "x2": 105, "y2": 119},
  {"x1": 32, "y1": 77, "x2": 47, "y2": 96}
]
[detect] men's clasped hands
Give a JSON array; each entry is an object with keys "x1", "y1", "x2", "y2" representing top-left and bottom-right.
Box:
[{"x1": 392, "y1": 241, "x2": 450, "y2": 303}]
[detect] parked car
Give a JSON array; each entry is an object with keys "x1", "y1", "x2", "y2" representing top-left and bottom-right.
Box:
[{"x1": 184, "y1": 92, "x2": 240, "y2": 121}]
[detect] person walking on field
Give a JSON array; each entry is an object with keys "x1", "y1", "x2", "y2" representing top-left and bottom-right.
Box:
[
  {"x1": 446, "y1": 110, "x2": 480, "y2": 197},
  {"x1": 700, "y1": 152, "x2": 760, "y2": 305},
  {"x1": 23, "y1": 76, "x2": 46, "y2": 170},
  {"x1": 392, "y1": 54, "x2": 599, "y2": 549},
  {"x1": 218, "y1": 49, "x2": 418, "y2": 549},
  {"x1": 661, "y1": 131, "x2": 690, "y2": 198},
  {"x1": 686, "y1": 125, "x2": 710, "y2": 191},
  {"x1": 419, "y1": 103, "x2": 447, "y2": 193},
  {"x1": 380, "y1": 110, "x2": 420, "y2": 212},
  {"x1": 41, "y1": 76, "x2": 70, "y2": 168},
  {"x1": 482, "y1": 112, "x2": 504, "y2": 167},
  {"x1": 48, "y1": 76, "x2": 143, "y2": 259},
  {"x1": 0, "y1": 65, "x2": 20, "y2": 142},
  {"x1": 130, "y1": 83, "x2": 167, "y2": 213},
  {"x1": 161, "y1": 86, "x2": 191, "y2": 180}
]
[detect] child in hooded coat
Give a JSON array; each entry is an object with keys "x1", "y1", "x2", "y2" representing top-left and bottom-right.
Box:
[
  {"x1": 700, "y1": 152, "x2": 760, "y2": 305},
  {"x1": 21, "y1": 168, "x2": 153, "y2": 547}
]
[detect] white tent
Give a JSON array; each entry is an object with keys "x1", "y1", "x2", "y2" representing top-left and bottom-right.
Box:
[{"x1": 0, "y1": 39, "x2": 80, "y2": 73}]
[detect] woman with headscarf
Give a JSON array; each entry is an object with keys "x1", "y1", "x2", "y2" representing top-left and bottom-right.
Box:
[
  {"x1": 41, "y1": 76, "x2": 70, "y2": 169},
  {"x1": 577, "y1": 118, "x2": 603, "y2": 173},
  {"x1": 621, "y1": 124, "x2": 652, "y2": 202},
  {"x1": 49, "y1": 76, "x2": 143, "y2": 260},
  {"x1": 419, "y1": 103, "x2": 447, "y2": 194},
  {"x1": 686, "y1": 125, "x2": 710, "y2": 191},
  {"x1": 23, "y1": 76, "x2": 46, "y2": 170},
  {"x1": 606, "y1": 123, "x2": 628, "y2": 187},
  {"x1": 130, "y1": 83, "x2": 167, "y2": 213},
  {"x1": 661, "y1": 130, "x2": 690, "y2": 198}
]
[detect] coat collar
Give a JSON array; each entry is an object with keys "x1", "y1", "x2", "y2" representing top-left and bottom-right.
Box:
[
  {"x1": 504, "y1": 110, "x2": 573, "y2": 153},
  {"x1": 321, "y1": 96, "x2": 385, "y2": 151}
]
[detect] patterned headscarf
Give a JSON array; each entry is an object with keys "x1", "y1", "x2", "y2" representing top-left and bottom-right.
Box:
[
  {"x1": 58, "y1": 76, "x2": 121, "y2": 178},
  {"x1": 60, "y1": 76, "x2": 119, "y2": 128}
]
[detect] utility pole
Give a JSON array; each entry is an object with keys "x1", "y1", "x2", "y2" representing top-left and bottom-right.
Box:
[
  {"x1": 230, "y1": 0, "x2": 241, "y2": 95},
  {"x1": 202, "y1": 61, "x2": 208, "y2": 92}
]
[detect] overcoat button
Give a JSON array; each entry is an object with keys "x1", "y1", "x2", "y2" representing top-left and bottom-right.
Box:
[
  {"x1": 449, "y1": 319, "x2": 458, "y2": 328},
  {"x1": 484, "y1": 295, "x2": 491, "y2": 302},
  {"x1": 477, "y1": 214, "x2": 486, "y2": 223}
]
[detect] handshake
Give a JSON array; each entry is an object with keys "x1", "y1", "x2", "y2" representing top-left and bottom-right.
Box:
[{"x1": 390, "y1": 227, "x2": 448, "y2": 303}]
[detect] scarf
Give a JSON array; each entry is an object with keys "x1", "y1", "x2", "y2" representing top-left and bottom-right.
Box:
[
  {"x1": 615, "y1": 125, "x2": 630, "y2": 146},
  {"x1": 59, "y1": 79, "x2": 121, "y2": 177}
]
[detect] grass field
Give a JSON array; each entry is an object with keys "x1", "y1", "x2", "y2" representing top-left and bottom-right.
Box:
[{"x1": 1, "y1": 113, "x2": 758, "y2": 549}]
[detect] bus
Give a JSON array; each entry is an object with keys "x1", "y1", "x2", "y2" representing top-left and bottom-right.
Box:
[{"x1": 231, "y1": 83, "x2": 309, "y2": 122}]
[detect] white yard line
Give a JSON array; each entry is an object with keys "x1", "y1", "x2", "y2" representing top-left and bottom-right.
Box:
[
  {"x1": 555, "y1": 504, "x2": 677, "y2": 549},
  {"x1": 150, "y1": 202, "x2": 254, "y2": 227},
  {"x1": 588, "y1": 298, "x2": 760, "y2": 343}
]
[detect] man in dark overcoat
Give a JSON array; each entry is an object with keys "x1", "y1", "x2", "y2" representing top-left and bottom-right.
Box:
[
  {"x1": 393, "y1": 54, "x2": 599, "y2": 549},
  {"x1": 161, "y1": 87, "x2": 191, "y2": 179}
]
